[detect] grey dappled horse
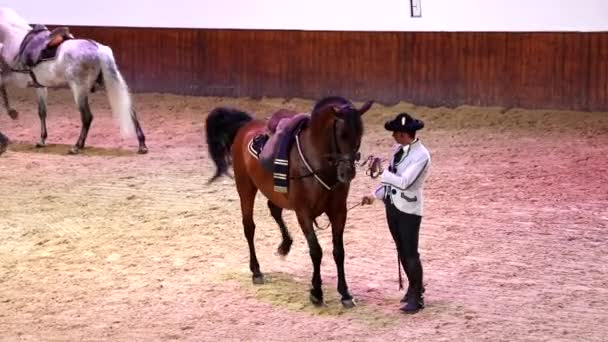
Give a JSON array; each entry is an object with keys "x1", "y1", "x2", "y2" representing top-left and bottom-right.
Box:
[{"x1": 0, "y1": 7, "x2": 147, "y2": 154}]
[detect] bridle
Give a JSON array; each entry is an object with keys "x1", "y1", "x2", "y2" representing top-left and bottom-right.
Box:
[
  {"x1": 327, "y1": 118, "x2": 361, "y2": 169},
  {"x1": 292, "y1": 117, "x2": 361, "y2": 191}
]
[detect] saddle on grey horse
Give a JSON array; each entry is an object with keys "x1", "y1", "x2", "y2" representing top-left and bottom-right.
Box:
[{"x1": 17, "y1": 24, "x2": 74, "y2": 68}]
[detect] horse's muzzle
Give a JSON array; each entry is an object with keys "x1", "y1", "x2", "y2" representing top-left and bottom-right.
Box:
[{"x1": 336, "y1": 160, "x2": 357, "y2": 183}]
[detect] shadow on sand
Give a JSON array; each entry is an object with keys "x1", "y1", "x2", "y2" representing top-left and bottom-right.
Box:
[{"x1": 7, "y1": 141, "x2": 139, "y2": 157}]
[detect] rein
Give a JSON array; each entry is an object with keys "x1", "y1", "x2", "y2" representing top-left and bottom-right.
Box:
[
  {"x1": 291, "y1": 119, "x2": 358, "y2": 191},
  {"x1": 309, "y1": 154, "x2": 387, "y2": 231},
  {"x1": 358, "y1": 155, "x2": 386, "y2": 179},
  {"x1": 294, "y1": 132, "x2": 335, "y2": 190}
]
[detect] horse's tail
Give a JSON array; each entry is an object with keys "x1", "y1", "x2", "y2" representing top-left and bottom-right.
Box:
[
  {"x1": 97, "y1": 44, "x2": 136, "y2": 138},
  {"x1": 205, "y1": 107, "x2": 253, "y2": 183}
]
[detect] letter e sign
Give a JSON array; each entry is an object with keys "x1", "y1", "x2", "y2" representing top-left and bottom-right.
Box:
[{"x1": 410, "y1": 0, "x2": 422, "y2": 17}]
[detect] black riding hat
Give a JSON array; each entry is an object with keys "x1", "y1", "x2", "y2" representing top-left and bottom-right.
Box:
[{"x1": 384, "y1": 112, "x2": 424, "y2": 132}]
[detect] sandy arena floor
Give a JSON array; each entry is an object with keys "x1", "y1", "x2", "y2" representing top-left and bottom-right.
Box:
[{"x1": 1, "y1": 88, "x2": 607, "y2": 341}]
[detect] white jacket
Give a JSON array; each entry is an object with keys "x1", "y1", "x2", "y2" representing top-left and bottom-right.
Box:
[{"x1": 372, "y1": 139, "x2": 431, "y2": 216}]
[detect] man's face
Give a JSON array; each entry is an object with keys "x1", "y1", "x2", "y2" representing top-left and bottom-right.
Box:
[{"x1": 392, "y1": 131, "x2": 412, "y2": 145}]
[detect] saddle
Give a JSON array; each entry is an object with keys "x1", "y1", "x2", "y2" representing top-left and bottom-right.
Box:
[
  {"x1": 17, "y1": 24, "x2": 74, "y2": 68},
  {"x1": 246, "y1": 110, "x2": 309, "y2": 193},
  {"x1": 258, "y1": 111, "x2": 309, "y2": 172},
  {"x1": 266, "y1": 109, "x2": 300, "y2": 134}
]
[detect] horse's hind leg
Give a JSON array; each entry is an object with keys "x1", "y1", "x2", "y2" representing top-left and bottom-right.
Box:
[
  {"x1": 236, "y1": 175, "x2": 264, "y2": 284},
  {"x1": 268, "y1": 200, "x2": 293, "y2": 256},
  {"x1": 0, "y1": 85, "x2": 18, "y2": 119},
  {"x1": 69, "y1": 86, "x2": 93, "y2": 154},
  {"x1": 35, "y1": 88, "x2": 48, "y2": 147},
  {"x1": 131, "y1": 110, "x2": 148, "y2": 154}
]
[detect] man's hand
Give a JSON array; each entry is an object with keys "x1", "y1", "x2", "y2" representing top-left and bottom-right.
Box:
[{"x1": 361, "y1": 195, "x2": 375, "y2": 206}]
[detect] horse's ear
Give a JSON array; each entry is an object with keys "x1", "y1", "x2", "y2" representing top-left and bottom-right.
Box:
[{"x1": 358, "y1": 101, "x2": 374, "y2": 115}]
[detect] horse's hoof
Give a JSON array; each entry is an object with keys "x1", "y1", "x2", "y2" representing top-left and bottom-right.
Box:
[
  {"x1": 35, "y1": 142, "x2": 46, "y2": 148},
  {"x1": 68, "y1": 146, "x2": 80, "y2": 155},
  {"x1": 8, "y1": 109, "x2": 18, "y2": 120},
  {"x1": 309, "y1": 293, "x2": 325, "y2": 307},
  {"x1": 276, "y1": 240, "x2": 292, "y2": 257},
  {"x1": 341, "y1": 298, "x2": 356, "y2": 309},
  {"x1": 138, "y1": 146, "x2": 148, "y2": 154},
  {"x1": 252, "y1": 275, "x2": 264, "y2": 285}
]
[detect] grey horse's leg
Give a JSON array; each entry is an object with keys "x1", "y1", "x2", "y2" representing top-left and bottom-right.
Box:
[
  {"x1": 35, "y1": 88, "x2": 49, "y2": 147},
  {"x1": 131, "y1": 110, "x2": 148, "y2": 154},
  {"x1": 69, "y1": 92, "x2": 94, "y2": 155},
  {"x1": 0, "y1": 85, "x2": 18, "y2": 119}
]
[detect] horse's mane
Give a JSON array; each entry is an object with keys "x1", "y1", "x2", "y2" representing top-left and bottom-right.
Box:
[
  {"x1": 0, "y1": 7, "x2": 32, "y2": 53},
  {"x1": 311, "y1": 96, "x2": 363, "y2": 137},
  {"x1": 0, "y1": 8, "x2": 31, "y2": 31},
  {"x1": 311, "y1": 96, "x2": 351, "y2": 117}
]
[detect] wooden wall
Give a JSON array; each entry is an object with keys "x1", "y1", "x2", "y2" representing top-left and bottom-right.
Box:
[{"x1": 62, "y1": 26, "x2": 607, "y2": 111}]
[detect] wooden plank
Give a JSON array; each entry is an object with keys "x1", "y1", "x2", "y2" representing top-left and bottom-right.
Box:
[{"x1": 52, "y1": 26, "x2": 608, "y2": 111}]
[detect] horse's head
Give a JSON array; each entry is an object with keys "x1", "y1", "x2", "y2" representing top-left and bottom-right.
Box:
[{"x1": 311, "y1": 96, "x2": 374, "y2": 183}]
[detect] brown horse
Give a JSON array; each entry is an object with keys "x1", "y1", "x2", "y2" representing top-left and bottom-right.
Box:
[{"x1": 205, "y1": 96, "x2": 373, "y2": 308}]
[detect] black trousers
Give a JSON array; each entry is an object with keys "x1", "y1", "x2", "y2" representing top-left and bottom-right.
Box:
[{"x1": 384, "y1": 200, "x2": 422, "y2": 258}]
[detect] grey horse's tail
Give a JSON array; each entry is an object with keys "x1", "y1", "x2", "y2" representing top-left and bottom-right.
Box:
[{"x1": 98, "y1": 44, "x2": 136, "y2": 138}]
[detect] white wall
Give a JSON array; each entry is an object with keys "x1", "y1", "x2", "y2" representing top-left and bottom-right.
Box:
[{"x1": 2, "y1": 0, "x2": 607, "y2": 31}]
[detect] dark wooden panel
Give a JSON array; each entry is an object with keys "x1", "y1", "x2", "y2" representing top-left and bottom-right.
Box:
[{"x1": 56, "y1": 26, "x2": 608, "y2": 111}]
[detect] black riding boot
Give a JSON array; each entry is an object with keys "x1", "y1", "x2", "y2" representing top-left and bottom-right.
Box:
[
  {"x1": 400, "y1": 285, "x2": 425, "y2": 303},
  {"x1": 400, "y1": 256, "x2": 425, "y2": 314},
  {"x1": 0, "y1": 132, "x2": 8, "y2": 155}
]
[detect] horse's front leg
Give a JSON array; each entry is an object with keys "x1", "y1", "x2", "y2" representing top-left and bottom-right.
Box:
[
  {"x1": 296, "y1": 209, "x2": 324, "y2": 306},
  {"x1": 327, "y1": 205, "x2": 355, "y2": 308},
  {"x1": 0, "y1": 85, "x2": 18, "y2": 119},
  {"x1": 35, "y1": 88, "x2": 48, "y2": 147}
]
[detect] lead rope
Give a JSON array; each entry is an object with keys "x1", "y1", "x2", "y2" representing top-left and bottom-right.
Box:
[
  {"x1": 312, "y1": 202, "x2": 362, "y2": 230},
  {"x1": 398, "y1": 252, "x2": 404, "y2": 290},
  {"x1": 311, "y1": 155, "x2": 386, "y2": 231}
]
